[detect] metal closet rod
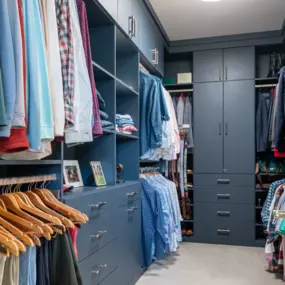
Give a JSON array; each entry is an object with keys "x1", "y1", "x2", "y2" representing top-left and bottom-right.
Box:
[
  {"x1": 168, "y1": 89, "x2": 193, "y2": 93},
  {"x1": 255, "y1": 84, "x2": 277, "y2": 88},
  {"x1": 0, "y1": 174, "x2": 57, "y2": 186}
]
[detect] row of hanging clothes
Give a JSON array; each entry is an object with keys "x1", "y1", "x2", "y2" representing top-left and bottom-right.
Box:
[
  {"x1": 140, "y1": 167, "x2": 182, "y2": 267},
  {"x1": 0, "y1": 175, "x2": 86, "y2": 285},
  {"x1": 256, "y1": 67, "x2": 285, "y2": 154},
  {"x1": 261, "y1": 178, "x2": 285, "y2": 280}
]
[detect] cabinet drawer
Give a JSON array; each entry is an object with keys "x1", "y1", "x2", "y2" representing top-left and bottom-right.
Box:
[
  {"x1": 195, "y1": 202, "x2": 254, "y2": 223},
  {"x1": 65, "y1": 190, "x2": 116, "y2": 218},
  {"x1": 195, "y1": 186, "x2": 254, "y2": 204},
  {"x1": 79, "y1": 240, "x2": 118, "y2": 285},
  {"x1": 77, "y1": 211, "x2": 116, "y2": 261},
  {"x1": 195, "y1": 204, "x2": 254, "y2": 243},
  {"x1": 116, "y1": 182, "x2": 141, "y2": 207},
  {"x1": 194, "y1": 174, "x2": 254, "y2": 187}
]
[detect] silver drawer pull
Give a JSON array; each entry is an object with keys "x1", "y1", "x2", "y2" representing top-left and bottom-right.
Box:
[
  {"x1": 217, "y1": 229, "x2": 230, "y2": 235},
  {"x1": 127, "y1": 207, "x2": 138, "y2": 212},
  {"x1": 92, "y1": 264, "x2": 107, "y2": 276},
  {"x1": 126, "y1": 192, "x2": 138, "y2": 197},
  {"x1": 217, "y1": 194, "x2": 230, "y2": 199},
  {"x1": 217, "y1": 179, "x2": 230, "y2": 184},
  {"x1": 91, "y1": 230, "x2": 107, "y2": 240},
  {"x1": 217, "y1": 211, "x2": 230, "y2": 216},
  {"x1": 90, "y1": 202, "x2": 106, "y2": 209}
]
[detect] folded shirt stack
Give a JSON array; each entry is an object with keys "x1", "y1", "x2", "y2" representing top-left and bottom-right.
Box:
[
  {"x1": 116, "y1": 114, "x2": 138, "y2": 134},
  {"x1": 97, "y1": 89, "x2": 114, "y2": 130}
]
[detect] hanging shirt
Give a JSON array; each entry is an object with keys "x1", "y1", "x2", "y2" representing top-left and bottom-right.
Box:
[
  {"x1": 22, "y1": 0, "x2": 54, "y2": 150},
  {"x1": 0, "y1": 0, "x2": 17, "y2": 137},
  {"x1": 20, "y1": 246, "x2": 36, "y2": 285},
  {"x1": 65, "y1": 0, "x2": 93, "y2": 144},
  {"x1": 177, "y1": 96, "x2": 184, "y2": 126},
  {"x1": 76, "y1": 0, "x2": 102, "y2": 137},
  {"x1": 55, "y1": 0, "x2": 75, "y2": 128},
  {"x1": 2, "y1": 255, "x2": 20, "y2": 285},
  {"x1": 7, "y1": 0, "x2": 25, "y2": 128},
  {"x1": 0, "y1": 69, "x2": 7, "y2": 127},
  {"x1": 41, "y1": 0, "x2": 65, "y2": 137}
]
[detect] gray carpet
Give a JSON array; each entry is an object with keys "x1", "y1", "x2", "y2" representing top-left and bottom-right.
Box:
[{"x1": 137, "y1": 243, "x2": 283, "y2": 285}]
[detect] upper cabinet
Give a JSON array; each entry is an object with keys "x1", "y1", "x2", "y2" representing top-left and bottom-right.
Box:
[
  {"x1": 193, "y1": 50, "x2": 223, "y2": 82},
  {"x1": 193, "y1": 47, "x2": 255, "y2": 82},
  {"x1": 223, "y1": 47, "x2": 255, "y2": 81},
  {"x1": 98, "y1": 0, "x2": 118, "y2": 21},
  {"x1": 101, "y1": 0, "x2": 165, "y2": 75}
]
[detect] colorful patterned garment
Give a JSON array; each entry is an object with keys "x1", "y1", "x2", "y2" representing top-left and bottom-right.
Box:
[
  {"x1": 55, "y1": 0, "x2": 74, "y2": 127},
  {"x1": 76, "y1": 0, "x2": 102, "y2": 136}
]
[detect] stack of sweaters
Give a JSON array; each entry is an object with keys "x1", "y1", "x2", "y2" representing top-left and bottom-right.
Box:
[
  {"x1": 98, "y1": 90, "x2": 114, "y2": 130},
  {"x1": 116, "y1": 114, "x2": 137, "y2": 135}
]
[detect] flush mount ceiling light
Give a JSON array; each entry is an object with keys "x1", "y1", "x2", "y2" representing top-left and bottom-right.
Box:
[{"x1": 201, "y1": 0, "x2": 222, "y2": 2}]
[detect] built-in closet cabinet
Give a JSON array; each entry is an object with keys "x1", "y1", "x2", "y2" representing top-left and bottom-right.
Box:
[
  {"x1": 194, "y1": 47, "x2": 255, "y2": 82},
  {"x1": 98, "y1": 0, "x2": 118, "y2": 20}
]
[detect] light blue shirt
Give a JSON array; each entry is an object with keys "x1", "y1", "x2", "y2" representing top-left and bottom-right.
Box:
[
  {"x1": 22, "y1": 0, "x2": 54, "y2": 150},
  {"x1": 0, "y1": 0, "x2": 17, "y2": 137}
]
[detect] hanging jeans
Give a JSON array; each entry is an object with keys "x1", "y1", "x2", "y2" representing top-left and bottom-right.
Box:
[{"x1": 256, "y1": 92, "x2": 270, "y2": 152}]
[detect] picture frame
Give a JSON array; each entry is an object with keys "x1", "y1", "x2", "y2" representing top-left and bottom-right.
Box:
[
  {"x1": 63, "y1": 160, "x2": 84, "y2": 188},
  {"x1": 90, "y1": 161, "x2": 107, "y2": 186}
]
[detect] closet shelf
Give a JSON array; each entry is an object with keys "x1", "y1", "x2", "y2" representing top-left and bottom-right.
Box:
[
  {"x1": 116, "y1": 132, "x2": 139, "y2": 141},
  {"x1": 182, "y1": 236, "x2": 194, "y2": 242},
  {"x1": 116, "y1": 78, "x2": 139, "y2": 97},
  {"x1": 255, "y1": 206, "x2": 263, "y2": 210},
  {"x1": 139, "y1": 160, "x2": 160, "y2": 164},
  {"x1": 164, "y1": 83, "x2": 193, "y2": 89},
  {"x1": 255, "y1": 189, "x2": 269, "y2": 193},
  {"x1": 0, "y1": 160, "x2": 62, "y2": 165},
  {"x1": 102, "y1": 128, "x2": 115, "y2": 135},
  {"x1": 255, "y1": 77, "x2": 279, "y2": 85},
  {"x1": 92, "y1": 61, "x2": 115, "y2": 81},
  {"x1": 255, "y1": 223, "x2": 264, "y2": 227},
  {"x1": 182, "y1": 219, "x2": 193, "y2": 223}
]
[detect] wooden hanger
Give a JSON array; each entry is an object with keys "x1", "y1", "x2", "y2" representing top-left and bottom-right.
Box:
[
  {"x1": 0, "y1": 226, "x2": 26, "y2": 253},
  {"x1": 34, "y1": 189, "x2": 86, "y2": 224},
  {"x1": 25, "y1": 191, "x2": 71, "y2": 229},
  {"x1": 0, "y1": 197, "x2": 43, "y2": 236},
  {"x1": 0, "y1": 233, "x2": 19, "y2": 256},
  {"x1": 0, "y1": 194, "x2": 51, "y2": 239}
]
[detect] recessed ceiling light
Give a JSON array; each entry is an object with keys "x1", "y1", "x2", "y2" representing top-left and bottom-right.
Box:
[{"x1": 201, "y1": 0, "x2": 221, "y2": 2}]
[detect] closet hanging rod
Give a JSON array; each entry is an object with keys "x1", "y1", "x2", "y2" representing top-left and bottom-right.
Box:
[
  {"x1": 168, "y1": 89, "x2": 193, "y2": 93},
  {"x1": 139, "y1": 63, "x2": 149, "y2": 74},
  {"x1": 0, "y1": 174, "x2": 57, "y2": 186},
  {"x1": 255, "y1": 84, "x2": 277, "y2": 88}
]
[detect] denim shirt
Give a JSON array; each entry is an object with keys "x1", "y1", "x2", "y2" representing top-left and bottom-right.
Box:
[{"x1": 140, "y1": 71, "x2": 162, "y2": 156}]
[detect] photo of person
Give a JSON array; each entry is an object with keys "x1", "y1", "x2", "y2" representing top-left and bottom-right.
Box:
[
  {"x1": 63, "y1": 161, "x2": 83, "y2": 187},
  {"x1": 90, "y1": 162, "x2": 107, "y2": 186}
]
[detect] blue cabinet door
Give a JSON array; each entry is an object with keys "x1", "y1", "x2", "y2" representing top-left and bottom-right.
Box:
[
  {"x1": 98, "y1": 0, "x2": 118, "y2": 20},
  {"x1": 130, "y1": 0, "x2": 143, "y2": 47},
  {"x1": 118, "y1": 0, "x2": 132, "y2": 36},
  {"x1": 154, "y1": 27, "x2": 164, "y2": 75}
]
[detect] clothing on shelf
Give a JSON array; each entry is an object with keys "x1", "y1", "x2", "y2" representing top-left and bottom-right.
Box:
[
  {"x1": 140, "y1": 172, "x2": 182, "y2": 267},
  {"x1": 101, "y1": 120, "x2": 115, "y2": 130},
  {"x1": 116, "y1": 114, "x2": 137, "y2": 134}
]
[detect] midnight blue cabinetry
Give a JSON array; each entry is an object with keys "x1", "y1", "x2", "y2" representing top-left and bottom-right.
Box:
[{"x1": 64, "y1": 182, "x2": 142, "y2": 285}]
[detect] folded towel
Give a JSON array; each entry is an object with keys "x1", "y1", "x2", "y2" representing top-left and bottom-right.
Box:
[{"x1": 116, "y1": 114, "x2": 132, "y2": 120}]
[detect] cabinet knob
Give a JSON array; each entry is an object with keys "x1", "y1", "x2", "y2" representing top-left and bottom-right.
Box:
[
  {"x1": 217, "y1": 229, "x2": 230, "y2": 235},
  {"x1": 92, "y1": 265, "x2": 107, "y2": 276},
  {"x1": 126, "y1": 207, "x2": 138, "y2": 212},
  {"x1": 126, "y1": 192, "x2": 138, "y2": 197},
  {"x1": 217, "y1": 179, "x2": 230, "y2": 184},
  {"x1": 128, "y1": 16, "x2": 134, "y2": 36},
  {"x1": 151, "y1": 49, "x2": 156, "y2": 64},
  {"x1": 90, "y1": 202, "x2": 106, "y2": 209},
  {"x1": 217, "y1": 211, "x2": 230, "y2": 217},
  {"x1": 217, "y1": 194, "x2": 230, "y2": 199}
]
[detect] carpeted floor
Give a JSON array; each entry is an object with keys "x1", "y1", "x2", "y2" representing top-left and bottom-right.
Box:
[{"x1": 136, "y1": 243, "x2": 283, "y2": 285}]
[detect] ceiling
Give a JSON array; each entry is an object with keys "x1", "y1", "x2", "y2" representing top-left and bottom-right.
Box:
[{"x1": 149, "y1": 0, "x2": 285, "y2": 41}]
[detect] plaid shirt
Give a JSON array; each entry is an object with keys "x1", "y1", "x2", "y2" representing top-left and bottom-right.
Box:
[
  {"x1": 55, "y1": 0, "x2": 74, "y2": 127},
  {"x1": 76, "y1": 0, "x2": 102, "y2": 136}
]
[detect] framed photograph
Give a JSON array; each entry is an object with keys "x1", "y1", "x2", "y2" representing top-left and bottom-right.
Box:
[
  {"x1": 90, "y1": 161, "x2": 107, "y2": 186},
  {"x1": 63, "y1": 160, "x2": 84, "y2": 187}
]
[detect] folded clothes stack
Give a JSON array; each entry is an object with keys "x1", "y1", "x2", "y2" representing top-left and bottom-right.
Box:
[
  {"x1": 97, "y1": 89, "x2": 114, "y2": 130},
  {"x1": 116, "y1": 114, "x2": 138, "y2": 135}
]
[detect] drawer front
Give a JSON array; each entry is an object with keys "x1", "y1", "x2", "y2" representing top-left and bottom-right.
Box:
[
  {"x1": 79, "y1": 240, "x2": 118, "y2": 285},
  {"x1": 77, "y1": 211, "x2": 116, "y2": 261},
  {"x1": 195, "y1": 186, "x2": 254, "y2": 204},
  {"x1": 65, "y1": 190, "x2": 116, "y2": 218},
  {"x1": 116, "y1": 182, "x2": 141, "y2": 207},
  {"x1": 194, "y1": 174, "x2": 254, "y2": 187},
  {"x1": 195, "y1": 202, "x2": 254, "y2": 223},
  {"x1": 195, "y1": 203, "x2": 254, "y2": 243}
]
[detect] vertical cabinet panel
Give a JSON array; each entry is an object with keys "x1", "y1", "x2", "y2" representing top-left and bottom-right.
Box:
[
  {"x1": 224, "y1": 47, "x2": 255, "y2": 81},
  {"x1": 98, "y1": 0, "x2": 118, "y2": 20},
  {"x1": 194, "y1": 82, "x2": 224, "y2": 173},
  {"x1": 193, "y1": 50, "x2": 223, "y2": 82},
  {"x1": 223, "y1": 80, "x2": 255, "y2": 174}
]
